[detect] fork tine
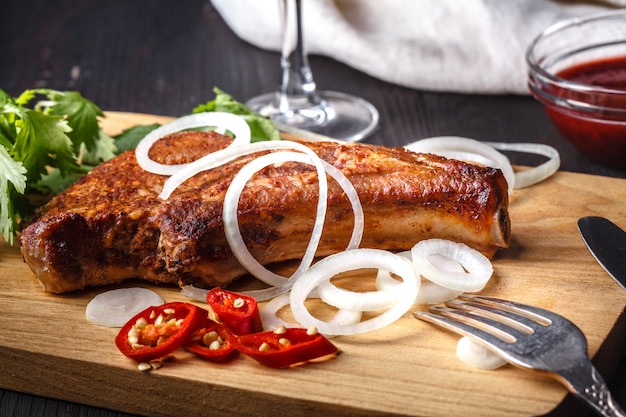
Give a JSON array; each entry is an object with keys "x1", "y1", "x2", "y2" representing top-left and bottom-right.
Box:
[
  {"x1": 459, "y1": 295, "x2": 562, "y2": 325},
  {"x1": 412, "y1": 309, "x2": 520, "y2": 365},
  {"x1": 445, "y1": 299, "x2": 542, "y2": 335},
  {"x1": 429, "y1": 305, "x2": 522, "y2": 343},
  {"x1": 413, "y1": 296, "x2": 563, "y2": 370},
  {"x1": 416, "y1": 297, "x2": 626, "y2": 417},
  {"x1": 412, "y1": 309, "x2": 504, "y2": 346}
]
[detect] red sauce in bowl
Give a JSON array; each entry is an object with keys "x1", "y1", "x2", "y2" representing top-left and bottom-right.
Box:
[
  {"x1": 539, "y1": 56, "x2": 626, "y2": 170},
  {"x1": 558, "y1": 55, "x2": 626, "y2": 89}
]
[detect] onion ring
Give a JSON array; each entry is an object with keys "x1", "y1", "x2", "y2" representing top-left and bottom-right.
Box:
[
  {"x1": 410, "y1": 239, "x2": 493, "y2": 292},
  {"x1": 260, "y1": 291, "x2": 362, "y2": 334},
  {"x1": 161, "y1": 140, "x2": 335, "y2": 200},
  {"x1": 404, "y1": 136, "x2": 515, "y2": 195},
  {"x1": 290, "y1": 249, "x2": 418, "y2": 336},
  {"x1": 219, "y1": 143, "x2": 363, "y2": 301},
  {"x1": 135, "y1": 112, "x2": 251, "y2": 176},
  {"x1": 223, "y1": 150, "x2": 329, "y2": 289},
  {"x1": 316, "y1": 254, "x2": 413, "y2": 312},
  {"x1": 179, "y1": 284, "x2": 209, "y2": 303},
  {"x1": 376, "y1": 251, "x2": 464, "y2": 305},
  {"x1": 484, "y1": 142, "x2": 560, "y2": 189}
]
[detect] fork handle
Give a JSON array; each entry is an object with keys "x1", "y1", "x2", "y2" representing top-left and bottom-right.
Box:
[{"x1": 558, "y1": 361, "x2": 626, "y2": 417}]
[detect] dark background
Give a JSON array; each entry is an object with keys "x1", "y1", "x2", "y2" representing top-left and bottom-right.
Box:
[{"x1": 1, "y1": 1, "x2": 624, "y2": 416}]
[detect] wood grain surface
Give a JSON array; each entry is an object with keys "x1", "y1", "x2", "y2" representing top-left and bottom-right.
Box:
[{"x1": 1, "y1": 112, "x2": 625, "y2": 417}]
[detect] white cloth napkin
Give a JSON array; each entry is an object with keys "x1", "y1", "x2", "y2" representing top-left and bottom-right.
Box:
[{"x1": 211, "y1": 0, "x2": 625, "y2": 95}]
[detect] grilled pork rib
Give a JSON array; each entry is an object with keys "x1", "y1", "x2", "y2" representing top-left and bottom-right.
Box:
[{"x1": 20, "y1": 131, "x2": 510, "y2": 293}]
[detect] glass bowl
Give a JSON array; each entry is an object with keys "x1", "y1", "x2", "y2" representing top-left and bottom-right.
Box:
[{"x1": 526, "y1": 10, "x2": 626, "y2": 171}]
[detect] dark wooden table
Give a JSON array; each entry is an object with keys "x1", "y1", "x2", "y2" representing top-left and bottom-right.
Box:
[{"x1": 1, "y1": 1, "x2": 624, "y2": 416}]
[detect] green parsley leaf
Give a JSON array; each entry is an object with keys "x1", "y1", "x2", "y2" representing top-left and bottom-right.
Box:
[
  {"x1": 113, "y1": 124, "x2": 160, "y2": 154},
  {"x1": 0, "y1": 146, "x2": 27, "y2": 245},
  {"x1": 11, "y1": 109, "x2": 78, "y2": 183},
  {"x1": 0, "y1": 86, "x2": 280, "y2": 244},
  {"x1": 80, "y1": 129, "x2": 117, "y2": 166},
  {"x1": 193, "y1": 87, "x2": 280, "y2": 142},
  {"x1": 31, "y1": 165, "x2": 91, "y2": 195},
  {"x1": 46, "y1": 90, "x2": 104, "y2": 152},
  {"x1": 0, "y1": 87, "x2": 109, "y2": 243}
]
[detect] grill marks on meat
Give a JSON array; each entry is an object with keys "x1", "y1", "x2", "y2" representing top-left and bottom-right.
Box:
[{"x1": 20, "y1": 131, "x2": 510, "y2": 293}]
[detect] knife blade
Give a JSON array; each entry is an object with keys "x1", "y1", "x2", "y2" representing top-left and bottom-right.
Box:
[{"x1": 578, "y1": 216, "x2": 626, "y2": 290}]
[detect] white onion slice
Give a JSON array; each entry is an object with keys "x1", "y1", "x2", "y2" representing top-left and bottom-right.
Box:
[
  {"x1": 180, "y1": 284, "x2": 209, "y2": 303},
  {"x1": 411, "y1": 239, "x2": 493, "y2": 292},
  {"x1": 416, "y1": 281, "x2": 464, "y2": 305},
  {"x1": 318, "y1": 161, "x2": 364, "y2": 251},
  {"x1": 217, "y1": 141, "x2": 363, "y2": 301},
  {"x1": 484, "y1": 142, "x2": 560, "y2": 189},
  {"x1": 415, "y1": 254, "x2": 465, "y2": 304},
  {"x1": 135, "y1": 112, "x2": 251, "y2": 176},
  {"x1": 260, "y1": 292, "x2": 297, "y2": 330},
  {"x1": 85, "y1": 288, "x2": 164, "y2": 327},
  {"x1": 316, "y1": 254, "x2": 413, "y2": 311},
  {"x1": 327, "y1": 309, "x2": 363, "y2": 327},
  {"x1": 290, "y1": 249, "x2": 418, "y2": 336},
  {"x1": 376, "y1": 251, "x2": 464, "y2": 305},
  {"x1": 223, "y1": 150, "x2": 364, "y2": 288},
  {"x1": 161, "y1": 140, "x2": 325, "y2": 200},
  {"x1": 404, "y1": 136, "x2": 515, "y2": 195},
  {"x1": 260, "y1": 291, "x2": 362, "y2": 333},
  {"x1": 223, "y1": 151, "x2": 328, "y2": 288},
  {"x1": 456, "y1": 336, "x2": 507, "y2": 370}
]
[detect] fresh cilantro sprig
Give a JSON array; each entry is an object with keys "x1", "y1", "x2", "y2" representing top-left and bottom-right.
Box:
[
  {"x1": 0, "y1": 88, "x2": 116, "y2": 244},
  {"x1": 193, "y1": 87, "x2": 280, "y2": 142},
  {"x1": 0, "y1": 86, "x2": 280, "y2": 245},
  {"x1": 109, "y1": 88, "x2": 281, "y2": 151}
]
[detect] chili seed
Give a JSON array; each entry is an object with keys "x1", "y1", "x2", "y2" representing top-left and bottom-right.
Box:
[
  {"x1": 259, "y1": 342, "x2": 270, "y2": 352},
  {"x1": 154, "y1": 314, "x2": 164, "y2": 326},
  {"x1": 306, "y1": 325, "x2": 318, "y2": 336},
  {"x1": 163, "y1": 308, "x2": 176, "y2": 315},
  {"x1": 150, "y1": 360, "x2": 163, "y2": 370},
  {"x1": 273, "y1": 325, "x2": 287, "y2": 335},
  {"x1": 279, "y1": 338, "x2": 291, "y2": 346},
  {"x1": 208, "y1": 340, "x2": 221, "y2": 351},
  {"x1": 202, "y1": 331, "x2": 219, "y2": 346},
  {"x1": 149, "y1": 310, "x2": 157, "y2": 320},
  {"x1": 127, "y1": 328, "x2": 140, "y2": 346},
  {"x1": 134, "y1": 317, "x2": 148, "y2": 329},
  {"x1": 233, "y1": 298, "x2": 245, "y2": 308},
  {"x1": 137, "y1": 362, "x2": 151, "y2": 372}
]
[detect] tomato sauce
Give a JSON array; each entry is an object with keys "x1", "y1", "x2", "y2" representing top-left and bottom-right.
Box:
[
  {"x1": 557, "y1": 55, "x2": 626, "y2": 90},
  {"x1": 540, "y1": 56, "x2": 626, "y2": 170}
]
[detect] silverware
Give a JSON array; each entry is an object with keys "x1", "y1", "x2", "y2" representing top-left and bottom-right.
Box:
[
  {"x1": 578, "y1": 216, "x2": 626, "y2": 290},
  {"x1": 414, "y1": 295, "x2": 626, "y2": 417}
]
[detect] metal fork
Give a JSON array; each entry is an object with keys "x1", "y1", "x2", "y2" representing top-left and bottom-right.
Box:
[{"x1": 413, "y1": 295, "x2": 626, "y2": 417}]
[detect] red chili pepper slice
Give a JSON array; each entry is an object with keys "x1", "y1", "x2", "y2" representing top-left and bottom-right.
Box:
[
  {"x1": 185, "y1": 319, "x2": 238, "y2": 362},
  {"x1": 206, "y1": 288, "x2": 263, "y2": 335},
  {"x1": 115, "y1": 301, "x2": 207, "y2": 363},
  {"x1": 235, "y1": 327, "x2": 339, "y2": 368}
]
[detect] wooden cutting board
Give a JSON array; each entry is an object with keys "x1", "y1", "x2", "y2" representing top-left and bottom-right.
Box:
[{"x1": 1, "y1": 112, "x2": 625, "y2": 417}]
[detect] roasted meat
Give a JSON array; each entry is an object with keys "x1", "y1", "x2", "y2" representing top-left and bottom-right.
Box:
[{"x1": 20, "y1": 131, "x2": 510, "y2": 293}]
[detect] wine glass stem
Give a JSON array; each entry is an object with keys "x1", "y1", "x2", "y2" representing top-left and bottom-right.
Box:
[{"x1": 279, "y1": 0, "x2": 323, "y2": 111}]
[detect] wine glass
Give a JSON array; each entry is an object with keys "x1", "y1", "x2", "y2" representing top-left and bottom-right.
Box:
[{"x1": 246, "y1": 0, "x2": 379, "y2": 142}]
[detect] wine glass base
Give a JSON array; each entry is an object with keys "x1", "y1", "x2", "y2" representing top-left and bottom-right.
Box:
[{"x1": 246, "y1": 90, "x2": 379, "y2": 142}]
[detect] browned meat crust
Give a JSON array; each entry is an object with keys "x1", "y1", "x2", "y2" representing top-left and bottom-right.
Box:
[{"x1": 19, "y1": 131, "x2": 510, "y2": 293}]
